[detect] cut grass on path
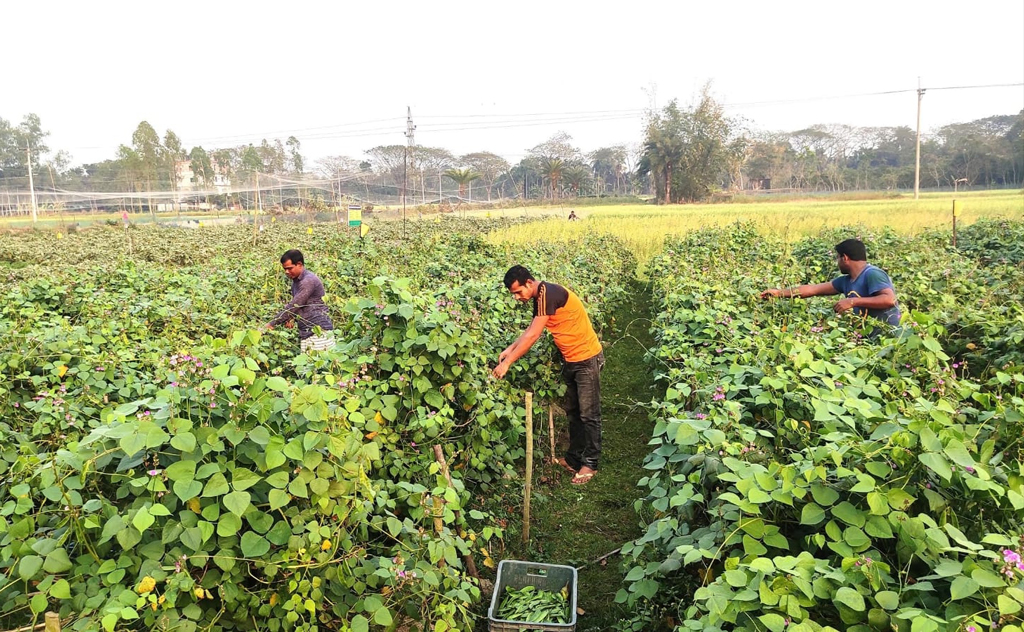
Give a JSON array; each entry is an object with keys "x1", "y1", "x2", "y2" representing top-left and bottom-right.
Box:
[{"x1": 491, "y1": 282, "x2": 660, "y2": 632}]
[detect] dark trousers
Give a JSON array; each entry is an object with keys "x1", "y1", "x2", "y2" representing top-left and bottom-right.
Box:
[{"x1": 562, "y1": 351, "x2": 605, "y2": 471}]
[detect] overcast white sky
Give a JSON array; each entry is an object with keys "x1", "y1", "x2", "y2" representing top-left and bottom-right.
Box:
[{"x1": 4, "y1": 0, "x2": 1023, "y2": 167}]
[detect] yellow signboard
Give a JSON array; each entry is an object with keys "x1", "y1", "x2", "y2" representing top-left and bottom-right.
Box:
[
  {"x1": 348, "y1": 208, "x2": 362, "y2": 226},
  {"x1": 952, "y1": 200, "x2": 962, "y2": 217}
]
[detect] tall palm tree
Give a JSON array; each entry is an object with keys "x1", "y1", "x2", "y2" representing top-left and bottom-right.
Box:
[
  {"x1": 562, "y1": 165, "x2": 592, "y2": 197},
  {"x1": 539, "y1": 157, "x2": 565, "y2": 199},
  {"x1": 443, "y1": 168, "x2": 481, "y2": 200}
]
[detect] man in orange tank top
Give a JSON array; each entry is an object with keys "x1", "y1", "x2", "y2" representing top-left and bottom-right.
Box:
[{"x1": 492, "y1": 265, "x2": 604, "y2": 485}]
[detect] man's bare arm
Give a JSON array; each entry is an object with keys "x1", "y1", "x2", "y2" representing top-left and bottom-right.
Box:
[{"x1": 760, "y1": 282, "x2": 838, "y2": 300}]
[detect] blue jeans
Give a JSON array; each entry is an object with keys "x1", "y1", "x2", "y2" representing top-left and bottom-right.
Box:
[{"x1": 562, "y1": 351, "x2": 604, "y2": 471}]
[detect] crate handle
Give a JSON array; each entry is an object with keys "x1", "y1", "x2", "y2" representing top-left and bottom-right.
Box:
[{"x1": 526, "y1": 567, "x2": 547, "y2": 577}]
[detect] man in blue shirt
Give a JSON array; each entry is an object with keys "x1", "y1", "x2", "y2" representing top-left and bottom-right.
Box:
[{"x1": 760, "y1": 239, "x2": 901, "y2": 326}]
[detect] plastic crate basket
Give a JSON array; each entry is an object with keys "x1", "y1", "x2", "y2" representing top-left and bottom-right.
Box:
[{"x1": 488, "y1": 560, "x2": 578, "y2": 631}]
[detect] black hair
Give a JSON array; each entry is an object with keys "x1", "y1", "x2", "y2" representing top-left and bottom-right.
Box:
[
  {"x1": 835, "y1": 239, "x2": 867, "y2": 261},
  {"x1": 503, "y1": 265, "x2": 534, "y2": 290},
  {"x1": 280, "y1": 249, "x2": 305, "y2": 266}
]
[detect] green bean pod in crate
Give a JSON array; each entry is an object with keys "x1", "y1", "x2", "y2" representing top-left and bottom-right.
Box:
[{"x1": 488, "y1": 561, "x2": 578, "y2": 632}]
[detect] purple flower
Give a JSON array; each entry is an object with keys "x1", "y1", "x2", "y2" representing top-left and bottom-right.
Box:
[
  {"x1": 713, "y1": 393, "x2": 725, "y2": 401},
  {"x1": 148, "y1": 469, "x2": 161, "y2": 476},
  {"x1": 965, "y1": 466, "x2": 975, "y2": 474},
  {"x1": 1004, "y1": 549, "x2": 1022, "y2": 565},
  {"x1": 968, "y1": 626, "x2": 977, "y2": 632}
]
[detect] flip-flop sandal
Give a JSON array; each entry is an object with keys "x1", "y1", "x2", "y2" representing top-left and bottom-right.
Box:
[
  {"x1": 555, "y1": 458, "x2": 578, "y2": 474},
  {"x1": 571, "y1": 471, "x2": 596, "y2": 486}
]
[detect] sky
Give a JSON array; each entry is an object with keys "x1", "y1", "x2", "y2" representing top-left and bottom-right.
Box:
[{"x1": 4, "y1": 0, "x2": 1023, "y2": 169}]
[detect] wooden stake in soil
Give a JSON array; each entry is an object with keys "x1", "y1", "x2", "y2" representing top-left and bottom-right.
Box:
[
  {"x1": 523, "y1": 392, "x2": 533, "y2": 544},
  {"x1": 548, "y1": 405, "x2": 556, "y2": 465},
  {"x1": 44, "y1": 612, "x2": 61, "y2": 632}
]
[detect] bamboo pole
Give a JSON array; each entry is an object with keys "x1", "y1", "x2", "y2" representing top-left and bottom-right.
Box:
[
  {"x1": 523, "y1": 392, "x2": 533, "y2": 544},
  {"x1": 432, "y1": 445, "x2": 480, "y2": 580},
  {"x1": 548, "y1": 406, "x2": 556, "y2": 465}
]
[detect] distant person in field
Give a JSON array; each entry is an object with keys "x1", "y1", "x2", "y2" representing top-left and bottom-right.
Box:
[
  {"x1": 266, "y1": 249, "x2": 336, "y2": 353},
  {"x1": 492, "y1": 265, "x2": 604, "y2": 486},
  {"x1": 760, "y1": 238, "x2": 901, "y2": 326},
  {"x1": 567, "y1": 210, "x2": 579, "y2": 221}
]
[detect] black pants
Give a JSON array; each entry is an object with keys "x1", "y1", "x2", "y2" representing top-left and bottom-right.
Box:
[{"x1": 562, "y1": 351, "x2": 605, "y2": 471}]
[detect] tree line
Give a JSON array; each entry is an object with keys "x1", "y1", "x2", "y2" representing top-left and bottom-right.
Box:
[{"x1": 1, "y1": 91, "x2": 1021, "y2": 209}]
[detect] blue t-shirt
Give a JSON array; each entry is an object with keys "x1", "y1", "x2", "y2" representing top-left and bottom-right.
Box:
[{"x1": 831, "y1": 264, "x2": 901, "y2": 326}]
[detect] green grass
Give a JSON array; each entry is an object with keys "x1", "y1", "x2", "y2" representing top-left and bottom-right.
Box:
[
  {"x1": 488, "y1": 282, "x2": 660, "y2": 631},
  {"x1": 485, "y1": 189, "x2": 1024, "y2": 267}
]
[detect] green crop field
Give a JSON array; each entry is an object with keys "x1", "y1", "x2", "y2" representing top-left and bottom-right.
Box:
[{"x1": 1, "y1": 211, "x2": 1023, "y2": 632}]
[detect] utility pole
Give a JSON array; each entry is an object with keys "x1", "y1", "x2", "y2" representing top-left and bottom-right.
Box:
[
  {"x1": 914, "y1": 78, "x2": 925, "y2": 200},
  {"x1": 27, "y1": 145, "x2": 38, "y2": 223},
  {"x1": 404, "y1": 106, "x2": 416, "y2": 236}
]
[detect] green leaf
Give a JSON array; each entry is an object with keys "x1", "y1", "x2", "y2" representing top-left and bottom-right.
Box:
[
  {"x1": 266, "y1": 376, "x2": 289, "y2": 392},
  {"x1": 943, "y1": 439, "x2": 976, "y2": 469},
  {"x1": 202, "y1": 473, "x2": 230, "y2": 497},
  {"x1": 231, "y1": 468, "x2": 261, "y2": 491},
  {"x1": 810, "y1": 483, "x2": 839, "y2": 506},
  {"x1": 101, "y1": 614, "x2": 117, "y2": 632},
  {"x1": 170, "y1": 432, "x2": 197, "y2": 452},
  {"x1": 950, "y1": 576, "x2": 979, "y2": 600},
  {"x1": 232, "y1": 366, "x2": 256, "y2": 384},
  {"x1": 387, "y1": 517, "x2": 403, "y2": 537},
  {"x1": 351, "y1": 615, "x2": 369, "y2": 632},
  {"x1": 374, "y1": 607, "x2": 394, "y2": 626},
  {"x1": 801, "y1": 503, "x2": 825, "y2": 525},
  {"x1": 166, "y1": 459, "x2": 197, "y2": 482},
  {"x1": 268, "y1": 489, "x2": 290, "y2": 511},
  {"x1": 223, "y1": 491, "x2": 252, "y2": 517},
  {"x1": 911, "y1": 618, "x2": 938, "y2": 632},
  {"x1": 972, "y1": 568, "x2": 1006, "y2": 588},
  {"x1": 918, "y1": 453, "x2": 952, "y2": 481},
  {"x1": 835, "y1": 586, "x2": 865, "y2": 611},
  {"x1": 31, "y1": 593, "x2": 48, "y2": 614},
  {"x1": 724, "y1": 569, "x2": 747, "y2": 587},
  {"x1": 43, "y1": 548, "x2": 73, "y2": 573},
  {"x1": 934, "y1": 559, "x2": 962, "y2": 577},
  {"x1": 866, "y1": 491, "x2": 889, "y2": 515},
  {"x1": 173, "y1": 479, "x2": 203, "y2": 502},
  {"x1": 875, "y1": 590, "x2": 899, "y2": 610},
  {"x1": 240, "y1": 532, "x2": 271, "y2": 557},
  {"x1": 18, "y1": 555, "x2": 43, "y2": 580},
  {"x1": 843, "y1": 526, "x2": 870, "y2": 549},
  {"x1": 50, "y1": 579, "x2": 72, "y2": 599},
  {"x1": 1000, "y1": 594, "x2": 1022, "y2": 615},
  {"x1": 748, "y1": 487, "x2": 772, "y2": 504},
  {"x1": 265, "y1": 445, "x2": 286, "y2": 470},
  {"x1": 217, "y1": 514, "x2": 242, "y2": 537},
  {"x1": 886, "y1": 488, "x2": 916, "y2": 511},
  {"x1": 831, "y1": 502, "x2": 865, "y2": 527},
  {"x1": 132, "y1": 507, "x2": 155, "y2": 532}
]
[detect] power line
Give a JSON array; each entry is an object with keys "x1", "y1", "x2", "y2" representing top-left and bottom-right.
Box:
[{"x1": 724, "y1": 82, "x2": 1024, "y2": 108}]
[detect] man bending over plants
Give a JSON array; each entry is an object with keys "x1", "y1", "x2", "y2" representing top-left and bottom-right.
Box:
[
  {"x1": 760, "y1": 238, "x2": 901, "y2": 326},
  {"x1": 492, "y1": 265, "x2": 604, "y2": 486},
  {"x1": 266, "y1": 249, "x2": 336, "y2": 353}
]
